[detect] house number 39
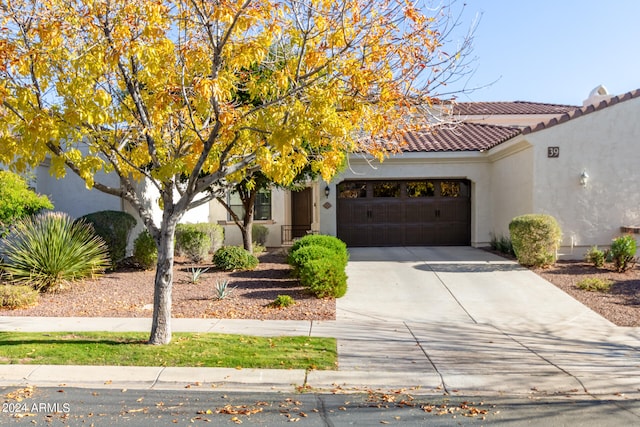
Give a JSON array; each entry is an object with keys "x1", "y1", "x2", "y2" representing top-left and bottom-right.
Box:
[{"x1": 547, "y1": 147, "x2": 560, "y2": 158}]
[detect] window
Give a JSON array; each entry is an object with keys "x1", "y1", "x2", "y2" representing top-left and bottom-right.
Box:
[
  {"x1": 440, "y1": 181, "x2": 468, "y2": 198},
  {"x1": 406, "y1": 181, "x2": 435, "y2": 197},
  {"x1": 228, "y1": 188, "x2": 272, "y2": 220},
  {"x1": 373, "y1": 181, "x2": 400, "y2": 197},
  {"x1": 338, "y1": 181, "x2": 367, "y2": 198}
]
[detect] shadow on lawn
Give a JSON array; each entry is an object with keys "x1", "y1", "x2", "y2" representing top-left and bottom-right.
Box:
[{"x1": 0, "y1": 333, "x2": 148, "y2": 346}]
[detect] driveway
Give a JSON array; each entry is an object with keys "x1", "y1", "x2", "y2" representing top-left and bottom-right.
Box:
[{"x1": 310, "y1": 247, "x2": 640, "y2": 397}]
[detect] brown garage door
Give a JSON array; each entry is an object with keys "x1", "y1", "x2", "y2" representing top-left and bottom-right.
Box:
[{"x1": 336, "y1": 179, "x2": 471, "y2": 247}]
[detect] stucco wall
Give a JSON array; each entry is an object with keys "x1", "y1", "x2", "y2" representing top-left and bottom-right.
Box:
[
  {"x1": 36, "y1": 164, "x2": 122, "y2": 218},
  {"x1": 527, "y1": 97, "x2": 640, "y2": 257},
  {"x1": 487, "y1": 141, "x2": 535, "y2": 240},
  {"x1": 320, "y1": 151, "x2": 493, "y2": 246}
]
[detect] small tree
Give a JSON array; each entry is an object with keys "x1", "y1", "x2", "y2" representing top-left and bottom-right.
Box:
[
  {"x1": 0, "y1": 171, "x2": 53, "y2": 235},
  {"x1": 216, "y1": 173, "x2": 271, "y2": 254}
]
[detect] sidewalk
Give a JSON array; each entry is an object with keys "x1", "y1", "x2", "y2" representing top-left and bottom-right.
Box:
[{"x1": 1, "y1": 247, "x2": 640, "y2": 401}]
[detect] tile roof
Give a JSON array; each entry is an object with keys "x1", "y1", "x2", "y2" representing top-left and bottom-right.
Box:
[
  {"x1": 403, "y1": 122, "x2": 521, "y2": 152},
  {"x1": 522, "y1": 89, "x2": 640, "y2": 134},
  {"x1": 452, "y1": 101, "x2": 578, "y2": 116},
  {"x1": 400, "y1": 88, "x2": 640, "y2": 153}
]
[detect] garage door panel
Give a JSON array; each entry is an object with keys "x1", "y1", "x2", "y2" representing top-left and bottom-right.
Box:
[
  {"x1": 337, "y1": 223, "x2": 371, "y2": 247},
  {"x1": 439, "y1": 200, "x2": 471, "y2": 222},
  {"x1": 404, "y1": 224, "x2": 438, "y2": 246},
  {"x1": 405, "y1": 201, "x2": 437, "y2": 222},
  {"x1": 370, "y1": 201, "x2": 404, "y2": 223},
  {"x1": 371, "y1": 224, "x2": 405, "y2": 246}
]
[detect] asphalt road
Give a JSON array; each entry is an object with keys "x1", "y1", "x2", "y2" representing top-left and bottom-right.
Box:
[{"x1": 3, "y1": 386, "x2": 640, "y2": 426}]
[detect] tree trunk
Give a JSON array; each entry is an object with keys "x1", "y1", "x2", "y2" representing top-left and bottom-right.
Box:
[
  {"x1": 242, "y1": 216, "x2": 253, "y2": 254},
  {"x1": 149, "y1": 220, "x2": 177, "y2": 345},
  {"x1": 241, "y1": 190, "x2": 257, "y2": 254}
]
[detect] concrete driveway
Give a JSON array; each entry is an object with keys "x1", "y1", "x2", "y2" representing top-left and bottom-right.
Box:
[{"x1": 310, "y1": 246, "x2": 640, "y2": 397}]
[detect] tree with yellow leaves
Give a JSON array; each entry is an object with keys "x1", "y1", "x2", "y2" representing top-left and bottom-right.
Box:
[{"x1": 0, "y1": 0, "x2": 474, "y2": 344}]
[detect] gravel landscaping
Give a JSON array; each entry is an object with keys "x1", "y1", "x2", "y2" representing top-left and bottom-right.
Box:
[{"x1": 2, "y1": 249, "x2": 639, "y2": 327}]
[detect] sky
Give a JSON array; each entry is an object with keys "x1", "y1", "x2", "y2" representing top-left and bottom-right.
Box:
[{"x1": 440, "y1": 0, "x2": 640, "y2": 106}]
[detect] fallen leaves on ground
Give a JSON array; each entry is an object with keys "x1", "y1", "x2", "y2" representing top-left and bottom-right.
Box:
[{"x1": 4, "y1": 386, "x2": 35, "y2": 402}]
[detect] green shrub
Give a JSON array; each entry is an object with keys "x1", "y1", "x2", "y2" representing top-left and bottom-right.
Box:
[
  {"x1": 252, "y1": 224, "x2": 269, "y2": 245},
  {"x1": 577, "y1": 277, "x2": 613, "y2": 292},
  {"x1": 133, "y1": 230, "x2": 157, "y2": 270},
  {"x1": 610, "y1": 235, "x2": 637, "y2": 272},
  {"x1": 0, "y1": 284, "x2": 39, "y2": 309},
  {"x1": 269, "y1": 295, "x2": 295, "y2": 308},
  {"x1": 202, "y1": 223, "x2": 225, "y2": 252},
  {"x1": 212, "y1": 246, "x2": 259, "y2": 271},
  {"x1": 509, "y1": 214, "x2": 562, "y2": 267},
  {"x1": 288, "y1": 234, "x2": 349, "y2": 266},
  {"x1": 299, "y1": 257, "x2": 348, "y2": 298},
  {"x1": 0, "y1": 171, "x2": 53, "y2": 236},
  {"x1": 490, "y1": 233, "x2": 514, "y2": 256},
  {"x1": 176, "y1": 223, "x2": 224, "y2": 254},
  {"x1": 175, "y1": 226, "x2": 211, "y2": 262},
  {"x1": 79, "y1": 210, "x2": 137, "y2": 266},
  {"x1": 1, "y1": 212, "x2": 110, "y2": 292},
  {"x1": 585, "y1": 246, "x2": 605, "y2": 268},
  {"x1": 252, "y1": 242, "x2": 266, "y2": 255},
  {"x1": 288, "y1": 245, "x2": 342, "y2": 277}
]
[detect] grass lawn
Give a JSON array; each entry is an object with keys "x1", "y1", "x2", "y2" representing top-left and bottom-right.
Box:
[{"x1": 0, "y1": 332, "x2": 337, "y2": 370}]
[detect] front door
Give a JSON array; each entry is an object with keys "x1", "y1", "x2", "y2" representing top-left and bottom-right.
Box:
[{"x1": 291, "y1": 187, "x2": 312, "y2": 239}]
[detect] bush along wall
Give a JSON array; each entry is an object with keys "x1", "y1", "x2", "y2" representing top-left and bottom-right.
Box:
[
  {"x1": 133, "y1": 230, "x2": 157, "y2": 270},
  {"x1": 80, "y1": 210, "x2": 137, "y2": 267},
  {"x1": 175, "y1": 224, "x2": 211, "y2": 263},
  {"x1": 288, "y1": 234, "x2": 349, "y2": 298},
  {"x1": 509, "y1": 213, "x2": 562, "y2": 268}
]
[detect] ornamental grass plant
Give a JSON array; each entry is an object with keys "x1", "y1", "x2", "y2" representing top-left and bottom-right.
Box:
[{"x1": 1, "y1": 212, "x2": 110, "y2": 292}]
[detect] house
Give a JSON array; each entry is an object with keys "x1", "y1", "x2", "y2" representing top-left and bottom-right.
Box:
[
  {"x1": 318, "y1": 86, "x2": 640, "y2": 258},
  {"x1": 34, "y1": 86, "x2": 640, "y2": 258}
]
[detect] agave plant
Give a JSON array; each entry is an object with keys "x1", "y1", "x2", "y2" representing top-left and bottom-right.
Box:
[
  {"x1": 1, "y1": 212, "x2": 110, "y2": 292},
  {"x1": 213, "y1": 279, "x2": 235, "y2": 300},
  {"x1": 188, "y1": 266, "x2": 210, "y2": 284}
]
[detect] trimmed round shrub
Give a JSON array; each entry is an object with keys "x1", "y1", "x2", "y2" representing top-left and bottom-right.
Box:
[
  {"x1": 299, "y1": 257, "x2": 348, "y2": 298},
  {"x1": 177, "y1": 223, "x2": 224, "y2": 253},
  {"x1": 610, "y1": 235, "x2": 637, "y2": 272},
  {"x1": 288, "y1": 234, "x2": 349, "y2": 266},
  {"x1": 509, "y1": 214, "x2": 562, "y2": 267},
  {"x1": 133, "y1": 230, "x2": 157, "y2": 270},
  {"x1": 175, "y1": 226, "x2": 211, "y2": 262},
  {"x1": 1, "y1": 212, "x2": 110, "y2": 292},
  {"x1": 213, "y1": 246, "x2": 259, "y2": 271},
  {"x1": 289, "y1": 245, "x2": 342, "y2": 277},
  {"x1": 252, "y1": 224, "x2": 269, "y2": 245},
  {"x1": 79, "y1": 210, "x2": 137, "y2": 266},
  {"x1": 0, "y1": 284, "x2": 39, "y2": 309}
]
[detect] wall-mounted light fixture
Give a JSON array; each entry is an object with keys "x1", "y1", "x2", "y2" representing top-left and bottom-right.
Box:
[
  {"x1": 580, "y1": 170, "x2": 589, "y2": 187},
  {"x1": 324, "y1": 185, "x2": 330, "y2": 197}
]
